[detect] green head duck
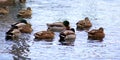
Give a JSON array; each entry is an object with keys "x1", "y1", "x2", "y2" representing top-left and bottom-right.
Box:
[{"x1": 63, "y1": 20, "x2": 69, "y2": 27}]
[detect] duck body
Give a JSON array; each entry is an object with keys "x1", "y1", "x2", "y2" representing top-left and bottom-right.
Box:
[
  {"x1": 6, "y1": 27, "x2": 21, "y2": 40},
  {"x1": 0, "y1": 0, "x2": 15, "y2": 6},
  {"x1": 0, "y1": 6, "x2": 9, "y2": 15},
  {"x1": 17, "y1": 7, "x2": 32, "y2": 18},
  {"x1": 47, "y1": 21, "x2": 70, "y2": 32},
  {"x1": 76, "y1": 17, "x2": 92, "y2": 30},
  {"x1": 59, "y1": 28, "x2": 76, "y2": 46},
  {"x1": 34, "y1": 31, "x2": 54, "y2": 41},
  {"x1": 88, "y1": 27, "x2": 105, "y2": 41},
  {"x1": 12, "y1": 20, "x2": 33, "y2": 33},
  {"x1": 47, "y1": 22, "x2": 66, "y2": 32}
]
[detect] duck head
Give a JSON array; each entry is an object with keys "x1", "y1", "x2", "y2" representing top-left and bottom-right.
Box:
[
  {"x1": 19, "y1": 19, "x2": 27, "y2": 24},
  {"x1": 85, "y1": 17, "x2": 89, "y2": 21},
  {"x1": 99, "y1": 27, "x2": 104, "y2": 32},
  {"x1": 84, "y1": 17, "x2": 90, "y2": 23},
  {"x1": 70, "y1": 28, "x2": 75, "y2": 32},
  {"x1": 27, "y1": 7, "x2": 31, "y2": 11},
  {"x1": 63, "y1": 20, "x2": 69, "y2": 27},
  {"x1": 63, "y1": 20, "x2": 70, "y2": 30}
]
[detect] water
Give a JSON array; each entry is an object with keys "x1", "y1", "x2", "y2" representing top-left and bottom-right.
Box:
[{"x1": 0, "y1": 0, "x2": 120, "y2": 60}]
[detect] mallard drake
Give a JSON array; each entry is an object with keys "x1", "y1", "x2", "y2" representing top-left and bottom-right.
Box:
[
  {"x1": 88, "y1": 27, "x2": 105, "y2": 41},
  {"x1": 17, "y1": 7, "x2": 32, "y2": 18},
  {"x1": 59, "y1": 28, "x2": 76, "y2": 46},
  {"x1": 6, "y1": 26, "x2": 21, "y2": 40},
  {"x1": 34, "y1": 31, "x2": 54, "y2": 41},
  {"x1": 0, "y1": 6, "x2": 9, "y2": 15},
  {"x1": 12, "y1": 19, "x2": 33, "y2": 33},
  {"x1": 76, "y1": 17, "x2": 92, "y2": 30},
  {"x1": 19, "y1": 0, "x2": 26, "y2": 3},
  {"x1": 47, "y1": 20, "x2": 70, "y2": 32}
]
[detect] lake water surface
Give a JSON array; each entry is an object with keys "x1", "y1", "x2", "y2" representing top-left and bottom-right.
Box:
[{"x1": 0, "y1": 0, "x2": 120, "y2": 60}]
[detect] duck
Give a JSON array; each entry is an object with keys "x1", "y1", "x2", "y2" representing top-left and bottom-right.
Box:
[
  {"x1": 0, "y1": 0, "x2": 15, "y2": 6},
  {"x1": 17, "y1": 7, "x2": 32, "y2": 18},
  {"x1": 47, "y1": 20, "x2": 70, "y2": 32},
  {"x1": 11, "y1": 19, "x2": 33, "y2": 33},
  {"x1": 19, "y1": 0, "x2": 26, "y2": 3},
  {"x1": 59, "y1": 28, "x2": 76, "y2": 46},
  {"x1": 34, "y1": 30, "x2": 54, "y2": 41},
  {"x1": 76, "y1": 17, "x2": 92, "y2": 30},
  {"x1": 0, "y1": 6, "x2": 9, "y2": 15},
  {"x1": 5, "y1": 26, "x2": 21, "y2": 40},
  {"x1": 88, "y1": 27, "x2": 105, "y2": 41}
]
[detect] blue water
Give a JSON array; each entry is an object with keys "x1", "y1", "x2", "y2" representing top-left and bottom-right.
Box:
[{"x1": 0, "y1": 0, "x2": 120, "y2": 60}]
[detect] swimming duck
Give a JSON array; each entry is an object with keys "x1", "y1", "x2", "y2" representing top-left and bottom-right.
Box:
[
  {"x1": 0, "y1": 6, "x2": 9, "y2": 15},
  {"x1": 34, "y1": 31, "x2": 54, "y2": 41},
  {"x1": 59, "y1": 28, "x2": 76, "y2": 46},
  {"x1": 0, "y1": 0, "x2": 15, "y2": 6},
  {"x1": 17, "y1": 7, "x2": 32, "y2": 18},
  {"x1": 12, "y1": 19, "x2": 33, "y2": 33},
  {"x1": 76, "y1": 17, "x2": 92, "y2": 30},
  {"x1": 47, "y1": 20, "x2": 70, "y2": 32},
  {"x1": 88, "y1": 27, "x2": 105, "y2": 41},
  {"x1": 5, "y1": 26, "x2": 21, "y2": 40}
]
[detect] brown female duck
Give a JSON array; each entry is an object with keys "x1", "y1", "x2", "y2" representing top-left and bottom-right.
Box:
[
  {"x1": 34, "y1": 31, "x2": 54, "y2": 41},
  {"x1": 0, "y1": 6, "x2": 9, "y2": 15},
  {"x1": 88, "y1": 27, "x2": 105, "y2": 41},
  {"x1": 17, "y1": 7, "x2": 32, "y2": 18},
  {"x1": 76, "y1": 17, "x2": 92, "y2": 30},
  {"x1": 0, "y1": 0, "x2": 15, "y2": 6}
]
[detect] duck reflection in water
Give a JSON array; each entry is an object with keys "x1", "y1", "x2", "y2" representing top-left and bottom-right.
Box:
[{"x1": 10, "y1": 38, "x2": 31, "y2": 60}]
